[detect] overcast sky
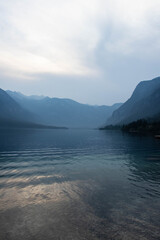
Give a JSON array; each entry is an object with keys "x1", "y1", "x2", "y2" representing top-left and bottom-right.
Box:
[{"x1": 0, "y1": 0, "x2": 160, "y2": 105}]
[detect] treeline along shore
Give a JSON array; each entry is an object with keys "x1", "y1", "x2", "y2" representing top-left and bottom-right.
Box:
[{"x1": 100, "y1": 119, "x2": 160, "y2": 137}]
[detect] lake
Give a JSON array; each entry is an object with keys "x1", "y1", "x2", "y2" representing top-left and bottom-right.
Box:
[{"x1": 0, "y1": 129, "x2": 160, "y2": 240}]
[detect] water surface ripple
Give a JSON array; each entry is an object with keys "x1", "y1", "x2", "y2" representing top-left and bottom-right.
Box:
[{"x1": 0, "y1": 129, "x2": 160, "y2": 240}]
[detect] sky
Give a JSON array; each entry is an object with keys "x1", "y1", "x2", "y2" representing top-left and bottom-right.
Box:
[{"x1": 0, "y1": 0, "x2": 160, "y2": 105}]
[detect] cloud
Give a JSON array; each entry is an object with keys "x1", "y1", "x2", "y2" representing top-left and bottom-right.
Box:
[
  {"x1": 0, "y1": 0, "x2": 101, "y2": 79},
  {"x1": 0, "y1": 0, "x2": 160, "y2": 81}
]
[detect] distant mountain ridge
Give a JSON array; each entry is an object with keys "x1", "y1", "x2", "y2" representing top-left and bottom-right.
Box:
[
  {"x1": 0, "y1": 88, "x2": 34, "y2": 122},
  {"x1": 7, "y1": 91, "x2": 45, "y2": 100},
  {"x1": 2, "y1": 76, "x2": 160, "y2": 129},
  {"x1": 6, "y1": 90, "x2": 122, "y2": 128},
  {"x1": 0, "y1": 88, "x2": 67, "y2": 129},
  {"x1": 106, "y1": 77, "x2": 160, "y2": 126}
]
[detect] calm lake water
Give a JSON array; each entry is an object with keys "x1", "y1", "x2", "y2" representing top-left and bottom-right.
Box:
[{"x1": 0, "y1": 129, "x2": 160, "y2": 240}]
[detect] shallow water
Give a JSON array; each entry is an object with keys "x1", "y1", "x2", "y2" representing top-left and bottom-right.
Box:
[{"x1": 0, "y1": 129, "x2": 160, "y2": 240}]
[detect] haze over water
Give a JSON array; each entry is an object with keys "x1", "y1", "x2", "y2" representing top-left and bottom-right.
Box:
[{"x1": 0, "y1": 129, "x2": 160, "y2": 240}]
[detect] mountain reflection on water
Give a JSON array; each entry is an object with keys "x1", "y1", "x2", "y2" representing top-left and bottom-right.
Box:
[{"x1": 0, "y1": 129, "x2": 160, "y2": 240}]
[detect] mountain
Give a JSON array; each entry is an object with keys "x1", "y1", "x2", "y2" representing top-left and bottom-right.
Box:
[
  {"x1": 0, "y1": 88, "x2": 34, "y2": 122},
  {"x1": 106, "y1": 77, "x2": 160, "y2": 126},
  {"x1": 0, "y1": 89, "x2": 67, "y2": 129},
  {"x1": 7, "y1": 91, "x2": 122, "y2": 128},
  {"x1": 7, "y1": 91, "x2": 45, "y2": 101}
]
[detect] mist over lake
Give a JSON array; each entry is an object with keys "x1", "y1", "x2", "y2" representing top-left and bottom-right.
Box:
[{"x1": 0, "y1": 129, "x2": 160, "y2": 240}]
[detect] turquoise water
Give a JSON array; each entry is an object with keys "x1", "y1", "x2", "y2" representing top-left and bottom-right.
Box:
[{"x1": 0, "y1": 129, "x2": 160, "y2": 240}]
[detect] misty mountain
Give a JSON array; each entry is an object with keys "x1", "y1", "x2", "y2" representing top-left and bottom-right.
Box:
[
  {"x1": 106, "y1": 77, "x2": 160, "y2": 125},
  {"x1": 0, "y1": 88, "x2": 34, "y2": 122},
  {"x1": 7, "y1": 91, "x2": 122, "y2": 128},
  {"x1": 7, "y1": 91, "x2": 45, "y2": 101},
  {"x1": 0, "y1": 89, "x2": 67, "y2": 129}
]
